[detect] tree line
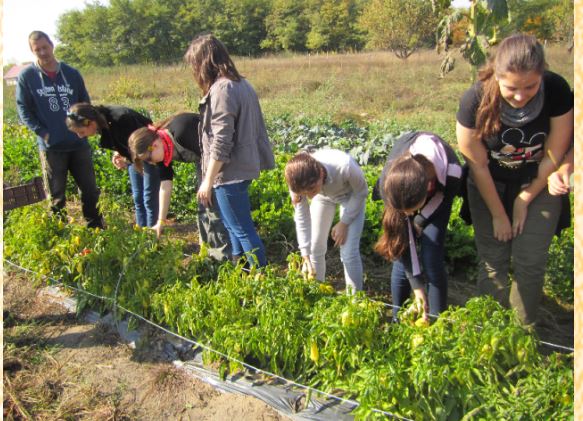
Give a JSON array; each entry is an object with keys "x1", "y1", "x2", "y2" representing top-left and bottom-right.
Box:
[{"x1": 54, "y1": 0, "x2": 573, "y2": 67}]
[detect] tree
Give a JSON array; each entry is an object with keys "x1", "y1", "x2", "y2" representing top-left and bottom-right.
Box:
[
  {"x1": 210, "y1": 0, "x2": 270, "y2": 56},
  {"x1": 107, "y1": 0, "x2": 188, "y2": 64},
  {"x1": 437, "y1": 0, "x2": 510, "y2": 78},
  {"x1": 506, "y1": 0, "x2": 557, "y2": 41},
  {"x1": 548, "y1": 0, "x2": 573, "y2": 45},
  {"x1": 359, "y1": 0, "x2": 438, "y2": 59},
  {"x1": 56, "y1": 2, "x2": 115, "y2": 66},
  {"x1": 261, "y1": 0, "x2": 310, "y2": 52},
  {"x1": 304, "y1": 0, "x2": 365, "y2": 52}
]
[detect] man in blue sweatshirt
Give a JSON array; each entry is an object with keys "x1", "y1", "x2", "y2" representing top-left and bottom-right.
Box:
[{"x1": 16, "y1": 31, "x2": 103, "y2": 228}]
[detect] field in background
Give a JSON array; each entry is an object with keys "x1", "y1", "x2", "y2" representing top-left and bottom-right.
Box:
[{"x1": 4, "y1": 45, "x2": 574, "y2": 144}]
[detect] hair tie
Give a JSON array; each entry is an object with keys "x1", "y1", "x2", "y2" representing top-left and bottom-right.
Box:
[{"x1": 147, "y1": 124, "x2": 158, "y2": 133}]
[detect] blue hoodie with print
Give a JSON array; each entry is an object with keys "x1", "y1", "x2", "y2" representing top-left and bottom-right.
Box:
[{"x1": 16, "y1": 61, "x2": 91, "y2": 151}]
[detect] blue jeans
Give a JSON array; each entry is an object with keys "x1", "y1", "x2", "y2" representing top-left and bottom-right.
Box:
[
  {"x1": 391, "y1": 197, "x2": 453, "y2": 317},
  {"x1": 214, "y1": 180, "x2": 267, "y2": 267},
  {"x1": 128, "y1": 162, "x2": 160, "y2": 227}
]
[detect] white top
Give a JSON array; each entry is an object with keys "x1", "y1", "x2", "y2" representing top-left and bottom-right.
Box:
[{"x1": 291, "y1": 149, "x2": 368, "y2": 256}]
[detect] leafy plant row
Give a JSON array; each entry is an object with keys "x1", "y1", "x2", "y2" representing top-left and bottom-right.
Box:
[
  {"x1": 2, "y1": 118, "x2": 573, "y2": 303},
  {"x1": 3, "y1": 202, "x2": 573, "y2": 420}
]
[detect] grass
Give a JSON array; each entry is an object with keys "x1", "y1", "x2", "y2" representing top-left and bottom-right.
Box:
[{"x1": 4, "y1": 45, "x2": 574, "y2": 143}]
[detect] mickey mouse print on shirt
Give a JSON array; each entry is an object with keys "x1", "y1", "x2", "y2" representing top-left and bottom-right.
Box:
[
  {"x1": 456, "y1": 70, "x2": 574, "y2": 174},
  {"x1": 489, "y1": 126, "x2": 547, "y2": 169}
]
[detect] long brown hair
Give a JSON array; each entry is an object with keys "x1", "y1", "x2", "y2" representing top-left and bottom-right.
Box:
[
  {"x1": 128, "y1": 115, "x2": 175, "y2": 173},
  {"x1": 183, "y1": 33, "x2": 242, "y2": 95},
  {"x1": 284, "y1": 152, "x2": 325, "y2": 193},
  {"x1": 475, "y1": 33, "x2": 546, "y2": 141},
  {"x1": 65, "y1": 103, "x2": 108, "y2": 131},
  {"x1": 374, "y1": 154, "x2": 432, "y2": 261}
]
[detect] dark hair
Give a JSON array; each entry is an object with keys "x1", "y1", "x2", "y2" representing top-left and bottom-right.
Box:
[
  {"x1": 284, "y1": 152, "x2": 325, "y2": 193},
  {"x1": 128, "y1": 115, "x2": 176, "y2": 173},
  {"x1": 374, "y1": 154, "x2": 432, "y2": 261},
  {"x1": 475, "y1": 33, "x2": 547, "y2": 141},
  {"x1": 28, "y1": 31, "x2": 53, "y2": 47},
  {"x1": 65, "y1": 103, "x2": 108, "y2": 131},
  {"x1": 183, "y1": 33, "x2": 242, "y2": 95}
]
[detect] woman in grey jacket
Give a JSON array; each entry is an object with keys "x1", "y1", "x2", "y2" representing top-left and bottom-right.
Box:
[{"x1": 184, "y1": 34, "x2": 275, "y2": 267}]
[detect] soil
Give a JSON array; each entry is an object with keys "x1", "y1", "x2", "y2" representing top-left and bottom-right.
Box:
[{"x1": 3, "y1": 270, "x2": 289, "y2": 421}]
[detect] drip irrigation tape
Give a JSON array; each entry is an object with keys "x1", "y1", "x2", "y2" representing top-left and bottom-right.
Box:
[{"x1": 4, "y1": 259, "x2": 413, "y2": 421}]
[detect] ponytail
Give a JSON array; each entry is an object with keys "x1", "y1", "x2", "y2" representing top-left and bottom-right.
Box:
[{"x1": 375, "y1": 208, "x2": 409, "y2": 261}]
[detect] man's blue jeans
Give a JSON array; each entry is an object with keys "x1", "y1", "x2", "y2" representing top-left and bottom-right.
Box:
[
  {"x1": 214, "y1": 180, "x2": 267, "y2": 267},
  {"x1": 391, "y1": 197, "x2": 453, "y2": 317},
  {"x1": 128, "y1": 162, "x2": 160, "y2": 227}
]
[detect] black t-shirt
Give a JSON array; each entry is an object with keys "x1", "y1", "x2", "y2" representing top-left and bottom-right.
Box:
[
  {"x1": 456, "y1": 71, "x2": 573, "y2": 180},
  {"x1": 158, "y1": 113, "x2": 201, "y2": 181}
]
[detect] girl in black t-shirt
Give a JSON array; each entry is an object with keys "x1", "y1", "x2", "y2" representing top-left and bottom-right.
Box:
[
  {"x1": 128, "y1": 113, "x2": 231, "y2": 261},
  {"x1": 456, "y1": 34, "x2": 573, "y2": 326},
  {"x1": 66, "y1": 103, "x2": 159, "y2": 228}
]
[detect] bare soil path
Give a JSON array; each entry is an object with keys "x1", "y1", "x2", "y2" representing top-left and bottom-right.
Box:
[{"x1": 3, "y1": 270, "x2": 289, "y2": 421}]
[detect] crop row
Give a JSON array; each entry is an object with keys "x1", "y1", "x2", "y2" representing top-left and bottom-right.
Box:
[{"x1": 3, "y1": 201, "x2": 573, "y2": 420}]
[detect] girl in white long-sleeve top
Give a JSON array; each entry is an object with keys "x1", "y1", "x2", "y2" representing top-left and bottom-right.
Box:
[{"x1": 284, "y1": 149, "x2": 368, "y2": 293}]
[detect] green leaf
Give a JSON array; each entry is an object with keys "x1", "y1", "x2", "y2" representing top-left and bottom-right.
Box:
[{"x1": 482, "y1": 0, "x2": 509, "y2": 22}]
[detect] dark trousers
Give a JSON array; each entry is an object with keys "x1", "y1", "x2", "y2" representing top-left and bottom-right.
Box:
[
  {"x1": 195, "y1": 159, "x2": 231, "y2": 261},
  {"x1": 467, "y1": 175, "x2": 561, "y2": 325},
  {"x1": 39, "y1": 146, "x2": 103, "y2": 228},
  {"x1": 391, "y1": 196, "x2": 453, "y2": 317}
]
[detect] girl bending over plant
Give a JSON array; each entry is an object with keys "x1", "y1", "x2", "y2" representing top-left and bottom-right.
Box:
[
  {"x1": 66, "y1": 103, "x2": 158, "y2": 228},
  {"x1": 129, "y1": 113, "x2": 231, "y2": 261},
  {"x1": 285, "y1": 149, "x2": 368, "y2": 293},
  {"x1": 374, "y1": 132, "x2": 462, "y2": 320}
]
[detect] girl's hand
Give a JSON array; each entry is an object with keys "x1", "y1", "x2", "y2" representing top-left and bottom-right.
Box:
[
  {"x1": 412, "y1": 288, "x2": 429, "y2": 321},
  {"x1": 111, "y1": 152, "x2": 128, "y2": 170},
  {"x1": 152, "y1": 221, "x2": 164, "y2": 239},
  {"x1": 301, "y1": 256, "x2": 316, "y2": 279},
  {"x1": 492, "y1": 213, "x2": 512, "y2": 242},
  {"x1": 331, "y1": 222, "x2": 348, "y2": 247},
  {"x1": 512, "y1": 195, "x2": 529, "y2": 237},
  {"x1": 548, "y1": 169, "x2": 571, "y2": 196},
  {"x1": 197, "y1": 178, "x2": 214, "y2": 208}
]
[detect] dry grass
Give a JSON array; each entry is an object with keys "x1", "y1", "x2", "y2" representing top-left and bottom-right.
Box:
[{"x1": 4, "y1": 45, "x2": 573, "y2": 140}]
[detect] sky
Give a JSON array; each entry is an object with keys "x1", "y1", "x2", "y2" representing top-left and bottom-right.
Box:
[
  {"x1": 2, "y1": 0, "x2": 472, "y2": 65},
  {"x1": 2, "y1": 0, "x2": 109, "y2": 65}
]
